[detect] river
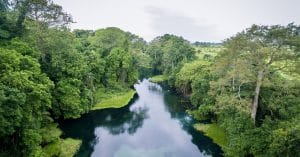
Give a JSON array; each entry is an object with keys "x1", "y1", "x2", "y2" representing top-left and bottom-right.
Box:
[{"x1": 59, "y1": 79, "x2": 223, "y2": 157}]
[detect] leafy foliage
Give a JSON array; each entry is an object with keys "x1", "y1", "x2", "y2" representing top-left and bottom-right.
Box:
[
  {"x1": 0, "y1": 1, "x2": 145, "y2": 156},
  {"x1": 147, "y1": 34, "x2": 196, "y2": 76},
  {"x1": 172, "y1": 24, "x2": 300, "y2": 156},
  {"x1": 1, "y1": 1, "x2": 299, "y2": 156},
  {"x1": 0, "y1": 45, "x2": 53, "y2": 156}
]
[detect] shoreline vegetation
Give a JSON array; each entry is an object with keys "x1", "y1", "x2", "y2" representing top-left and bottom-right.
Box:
[
  {"x1": 150, "y1": 73, "x2": 228, "y2": 151},
  {"x1": 44, "y1": 89, "x2": 137, "y2": 157},
  {"x1": 92, "y1": 89, "x2": 137, "y2": 110},
  {"x1": 1, "y1": 1, "x2": 299, "y2": 156},
  {"x1": 59, "y1": 138, "x2": 82, "y2": 157},
  {"x1": 194, "y1": 123, "x2": 228, "y2": 150},
  {"x1": 149, "y1": 75, "x2": 168, "y2": 83},
  {"x1": 42, "y1": 137, "x2": 81, "y2": 157},
  {"x1": 53, "y1": 90, "x2": 137, "y2": 156}
]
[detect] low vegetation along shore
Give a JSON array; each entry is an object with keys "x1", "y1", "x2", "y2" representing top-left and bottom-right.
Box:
[
  {"x1": 149, "y1": 75, "x2": 168, "y2": 83},
  {"x1": 92, "y1": 90, "x2": 137, "y2": 110},
  {"x1": 1, "y1": 0, "x2": 299, "y2": 156},
  {"x1": 194, "y1": 123, "x2": 228, "y2": 150},
  {"x1": 43, "y1": 138, "x2": 82, "y2": 157}
]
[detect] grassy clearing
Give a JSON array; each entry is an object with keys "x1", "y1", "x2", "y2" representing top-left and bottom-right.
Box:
[
  {"x1": 92, "y1": 89, "x2": 136, "y2": 110},
  {"x1": 194, "y1": 123, "x2": 228, "y2": 149},
  {"x1": 149, "y1": 75, "x2": 168, "y2": 83},
  {"x1": 194, "y1": 46, "x2": 223, "y2": 59}
]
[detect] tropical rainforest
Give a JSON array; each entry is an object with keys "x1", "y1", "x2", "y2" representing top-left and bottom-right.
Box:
[{"x1": 0, "y1": 0, "x2": 299, "y2": 157}]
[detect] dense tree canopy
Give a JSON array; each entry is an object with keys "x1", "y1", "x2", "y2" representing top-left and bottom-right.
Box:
[
  {"x1": 0, "y1": 1, "x2": 299, "y2": 156},
  {"x1": 172, "y1": 24, "x2": 300, "y2": 157},
  {"x1": 0, "y1": 1, "x2": 146, "y2": 156},
  {"x1": 147, "y1": 34, "x2": 196, "y2": 75},
  {"x1": 144, "y1": 24, "x2": 300, "y2": 157},
  {"x1": 214, "y1": 24, "x2": 300, "y2": 121},
  {"x1": 0, "y1": 43, "x2": 54, "y2": 156}
]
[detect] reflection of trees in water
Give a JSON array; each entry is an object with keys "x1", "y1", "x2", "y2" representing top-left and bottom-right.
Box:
[
  {"x1": 163, "y1": 92, "x2": 188, "y2": 118},
  {"x1": 163, "y1": 91, "x2": 223, "y2": 157},
  {"x1": 59, "y1": 97, "x2": 149, "y2": 157},
  {"x1": 147, "y1": 83, "x2": 162, "y2": 92},
  {"x1": 187, "y1": 126, "x2": 223, "y2": 157},
  {"x1": 99, "y1": 106, "x2": 149, "y2": 135},
  {"x1": 59, "y1": 81, "x2": 223, "y2": 157}
]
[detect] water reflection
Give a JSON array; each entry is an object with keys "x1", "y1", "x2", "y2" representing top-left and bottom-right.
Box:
[
  {"x1": 99, "y1": 106, "x2": 149, "y2": 135},
  {"x1": 59, "y1": 79, "x2": 223, "y2": 157},
  {"x1": 59, "y1": 97, "x2": 149, "y2": 157},
  {"x1": 161, "y1": 82, "x2": 222, "y2": 157}
]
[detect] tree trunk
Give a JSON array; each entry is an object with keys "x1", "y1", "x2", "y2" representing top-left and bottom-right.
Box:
[
  {"x1": 251, "y1": 70, "x2": 264, "y2": 121},
  {"x1": 237, "y1": 82, "x2": 243, "y2": 100},
  {"x1": 232, "y1": 76, "x2": 235, "y2": 90}
]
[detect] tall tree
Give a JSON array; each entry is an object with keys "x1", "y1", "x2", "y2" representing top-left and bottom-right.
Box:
[
  {"x1": 147, "y1": 34, "x2": 196, "y2": 75},
  {"x1": 105, "y1": 48, "x2": 138, "y2": 88},
  {"x1": 213, "y1": 24, "x2": 300, "y2": 122},
  {"x1": 89, "y1": 27, "x2": 128, "y2": 57},
  {"x1": 13, "y1": 0, "x2": 72, "y2": 36}
]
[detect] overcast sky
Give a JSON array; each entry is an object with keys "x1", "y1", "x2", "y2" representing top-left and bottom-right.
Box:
[{"x1": 53, "y1": 0, "x2": 300, "y2": 42}]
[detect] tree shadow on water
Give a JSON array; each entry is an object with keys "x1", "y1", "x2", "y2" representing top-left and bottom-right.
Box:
[{"x1": 59, "y1": 95, "x2": 149, "y2": 157}]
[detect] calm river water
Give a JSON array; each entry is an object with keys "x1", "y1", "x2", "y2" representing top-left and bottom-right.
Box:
[{"x1": 59, "y1": 79, "x2": 223, "y2": 157}]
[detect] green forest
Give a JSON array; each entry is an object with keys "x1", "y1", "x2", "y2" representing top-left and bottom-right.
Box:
[{"x1": 0, "y1": 0, "x2": 299, "y2": 157}]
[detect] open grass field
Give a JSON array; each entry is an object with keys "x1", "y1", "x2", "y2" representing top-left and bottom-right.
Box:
[{"x1": 194, "y1": 45, "x2": 224, "y2": 59}]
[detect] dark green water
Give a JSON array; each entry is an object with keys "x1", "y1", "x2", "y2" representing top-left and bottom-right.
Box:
[{"x1": 59, "y1": 79, "x2": 223, "y2": 157}]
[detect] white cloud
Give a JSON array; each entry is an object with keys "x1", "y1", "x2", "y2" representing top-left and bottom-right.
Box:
[
  {"x1": 53, "y1": 0, "x2": 300, "y2": 42},
  {"x1": 145, "y1": 6, "x2": 219, "y2": 42}
]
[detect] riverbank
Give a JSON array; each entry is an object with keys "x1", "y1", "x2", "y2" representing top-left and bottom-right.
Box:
[
  {"x1": 149, "y1": 74, "x2": 227, "y2": 150},
  {"x1": 149, "y1": 75, "x2": 168, "y2": 83},
  {"x1": 92, "y1": 89, "x2": 136, "y2": 110},
  {"x1": 194, "y1": 123, "x2": 227, "y2": 150},
  {"x1": 48, "y1": 90, "x2": 136, "y2": 157},
  {"x1": 43, "y1": 138, "x2": 81, "y2": 157},
  {"x1": 59, "y1": 79, "x2": 223, "y2": 156}
]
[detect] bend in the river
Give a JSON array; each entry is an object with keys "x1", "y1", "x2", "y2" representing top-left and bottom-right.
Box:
[{"x1": 59, "y1": 79, "x2": 223, "y2": 157}]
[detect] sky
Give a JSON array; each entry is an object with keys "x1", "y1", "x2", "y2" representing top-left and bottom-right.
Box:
[{"x1": 53, "y1": 0, "x2": 300, "y2": 42}]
